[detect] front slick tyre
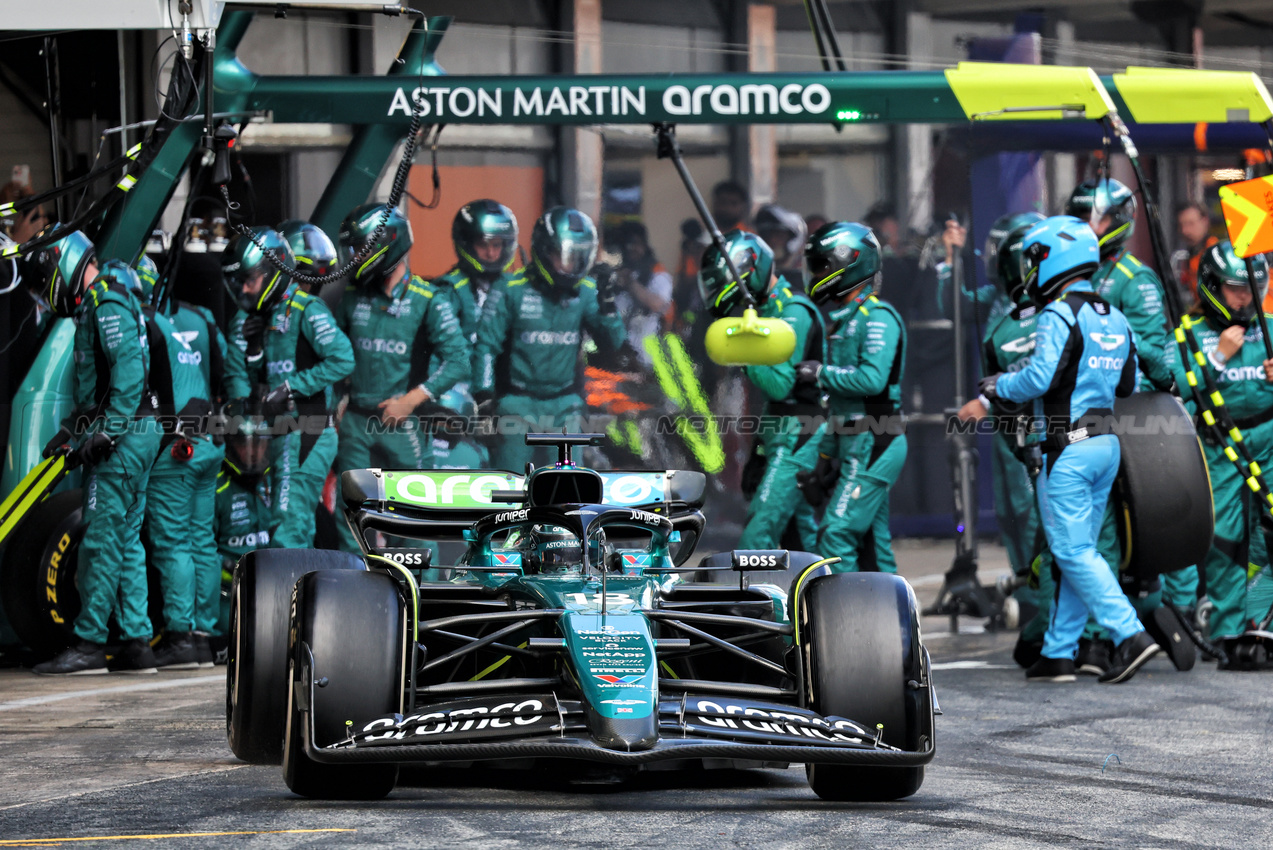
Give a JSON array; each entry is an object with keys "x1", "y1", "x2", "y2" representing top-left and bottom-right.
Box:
[
  {"x1": 283, "y1": 569, "x2": 402, "y2": 800},
  {"x1": 800, "y1": 572, "x2": 930, "y2": 802},
  {"x1": 226, "y1": 548, "x2": 365, "y2": 765}
]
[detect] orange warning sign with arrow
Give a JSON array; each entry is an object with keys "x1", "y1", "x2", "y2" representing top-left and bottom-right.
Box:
[{"x1": 1219, "y1": 175, "x2": 1273, "y2": 259}]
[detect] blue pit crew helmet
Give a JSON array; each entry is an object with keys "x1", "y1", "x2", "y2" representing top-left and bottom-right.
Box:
[
  {"x1": 278, "y1": 219, "x2": 338, "y2": 278},
  {"x1": 1019, "y1": 215, "x2": 1100, "y2": 304},
  {"x1": 1197, "y1": 239, "x2": 1269, "y2": 329},
  {"x1": 453, "y1": 199, "x2": 518, "y2": 282},
  {"x1": 221, "y1": 227, "x2": 295, "y2": 314},
  {"x1": 530, "y1": 206, "x2": 597, "y2": 293},
  {"x1": 338, "y1": 203, "x2": 413, "y2": 291},
  {"x1": 29, "y1": 226, "x2": 95, "y2": 317},
  {"x1": 984, "y1": 211, "x2": 1045, "y2": 305},
  {"x1": 1064, "y1": 178, "x2": 1136, "y2": 260},
  {"x1": 698, "y1": 230, "x2": 776, "y2": 317},
  {"x1": 803, "y1": 221, "x2": 881, "y2": 306}
]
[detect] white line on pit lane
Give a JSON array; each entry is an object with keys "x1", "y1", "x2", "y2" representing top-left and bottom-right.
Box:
[
  {"x1": 0, "y1": 674, "x2": 224, "y2": 711},
  {"x1": 930, "y1": 660, "x2": 1016, "y2": 670}
]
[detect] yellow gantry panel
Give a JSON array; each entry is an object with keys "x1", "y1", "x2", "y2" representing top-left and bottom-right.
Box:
[
  {"x1": 1112, "y1": 67, "x2": 1273, "y2": 124},
  {"x1": 945, "y1": 62, "x2": 1114, "y2": 122}
]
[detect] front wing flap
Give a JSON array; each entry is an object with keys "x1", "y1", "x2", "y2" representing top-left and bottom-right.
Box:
[{"x1": 303, "y1": 692, "x2": 935, "y2": 768}]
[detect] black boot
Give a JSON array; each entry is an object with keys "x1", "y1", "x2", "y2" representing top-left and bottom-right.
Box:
[
  {"x1": 1218, "y1": 634, "x2": 1271, "y2": 671},
  {"x1": 32, "y1": 640, "x2": 108, "y2": 676},
  {"x1": 1144, "y1": 607, "x2": 1196, "y2": 672},
  {"x1": 152, "y1": 631, "x2": 200, "y2": 670},
  {"x1": 109, "y1": 638, "x2": 159, "y2": 675},
  {"x1": 1075, "y1": 638, "x2": 1112, "y2": 676},
  {"x1": 1012, "y1": 637, "x2": 1043, "y2": 669},
  {"x1": 1099, "y1": 631, "x2": 1160, "y2": 684},
  {"x1": 191, "y1": 632, "x2": 215, "y2": 669},
  {"x1": 1025, "y1": 656, "x2": 1076, "y2": 682}
]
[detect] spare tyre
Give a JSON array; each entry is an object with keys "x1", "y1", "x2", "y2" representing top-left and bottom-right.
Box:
[{"x1": 1113, "y1": 391, "x2": 1213, "y2": 577}]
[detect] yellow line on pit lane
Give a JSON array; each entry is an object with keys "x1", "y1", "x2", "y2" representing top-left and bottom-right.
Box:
[{"x1": 0, "y1": 829, "x2": 356, "y2": 845}]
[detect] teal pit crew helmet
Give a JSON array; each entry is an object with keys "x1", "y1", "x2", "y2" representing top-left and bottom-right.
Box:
[
  {"x1": 221, "y1": 227, "x2": 295, "y2": 314},
  {"x1": 984, "y1": 211, "x2": 1045, "y2": 304},
  {"x1": 96, "y1": 258, "x2": 144, "y2": 297},
  {"x1": 453, "y1": 199, "x2": 518, "y2": 282},
  {"x1": 338, "y1": 203, "x2": 413, "y2": 290},
  {"x1": 529, "y1": 206, "x2": 598, "y2": 293},
  {"x1": 278, "y1": 219, "x2": 338, "y2": 278},
  {"x1": 1019, "y1": 215, "x2": 1100, "y2": 304},
  {"x1": 698, "y1": 229, "x2": 775, "y2": 317},
  {"x1": 29, "y1": 226, "x2": 96, "y2": 316},
  {"x1": 803, "y1": 221, "x2": 881, "y2": 306},
  {"x1": 1064, "y1": 178, "x2": 1136, "y2": 260},
  {"x1": 134, "y1": 254, "x2": 159, "y2": 301},
  {"x1": 1197, "y1": 239, "x2": 1269, "y2": 329}
]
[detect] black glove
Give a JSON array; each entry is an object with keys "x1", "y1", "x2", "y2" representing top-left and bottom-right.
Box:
[
  {"x1": 592, "y1": 263, "x2": 618, "y2": 315},
  {"x1": 42, "y1": 425, "x2": 73, "y2": 459},
  {"x1": 796, "y1": 360, "x2": 822, "y2": 388},
  {"x1": 977, "y1": 373, "x2": 1002, "y2": 402},
  {"x1": 241, "y1": 314, "x2": 267, "y2": 360},
  {"x1": 740, "y1": 445, "x2": 767, "y2": 500},
  {"x1": 260, "y1": 382, "x2": 295, "y2": 420},
  {"x1": 796, "y1": 453, "x2": 841, "y2": 509},
  {"x1": 72, "y1": 432, "x2": 116, "y2": 469}
]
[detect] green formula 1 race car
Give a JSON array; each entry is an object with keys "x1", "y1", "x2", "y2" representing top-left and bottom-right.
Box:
[{"x1": 225, "y1": 433, "x2": 937, "y2": 801}]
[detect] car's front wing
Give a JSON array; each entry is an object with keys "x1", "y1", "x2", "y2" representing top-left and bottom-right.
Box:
[{"x1": 299, "y1": 693, "x2": 935, "y2": 768}]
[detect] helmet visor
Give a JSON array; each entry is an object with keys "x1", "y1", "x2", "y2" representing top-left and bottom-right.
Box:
[
  {"x1": 530, "y1": 525, "x2": 584, "y2": 573},
  {"x1": 227, "y1": 431, "x2": 270, "y2": 475},
  {"x1": 294, "y1": 231, "x2": 336, "y2": 276},
  {"x1": 1019, "y1": 241, "x2": 1050, "y2": 287},
  {"x1": 807, "y1": 249, "x2": 856, "y2": 284},
  {"x1": 547, "y1": 237, "x2": 596, "y2": 277},
  {"x1": 1219, "y1": 275, "x2": 1267, "y2": 306},
  {"x1": 223, "y1": 265, "x2": 274, "y2": 313},
  {"x1": 473, "y1": 236, "x2": 512, "y2": 270}
]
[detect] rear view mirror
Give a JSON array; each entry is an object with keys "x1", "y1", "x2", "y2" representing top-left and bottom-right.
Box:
[{"x1": 705, "y1": 308, "x2": 796, "y2": 366}]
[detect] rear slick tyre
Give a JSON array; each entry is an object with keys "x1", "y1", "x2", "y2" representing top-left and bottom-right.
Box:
[
  {"x1": 225, "y1": 548, "x2": 365, "y2": 765},
  {"x1": 0, "y1": 491, "x2": 83, "y2": 658},
  {"x1": 799, "y1": 572, "x2": 931, "y2": 802},
  {"x1": 283, "y1": 569, "x2": 403, "y2": 800}
]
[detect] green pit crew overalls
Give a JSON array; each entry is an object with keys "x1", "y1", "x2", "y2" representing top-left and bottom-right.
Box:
[
  {"x1": 72, "y1": 279, "x2": 161, "y2": 645},
  {"x1": 168, "y1": 302, "x2": 229, "y2": 635},
  {"x1": 432, "y1": 435, "x2": 490, "y2": 469},
  {"x1": 981, "y1": 303, "x2": 1044, "y2": 580},
  {"x1": 433, "y1": 267, "x2": 514, "y2": 342},
  {"x1": 142, "y1": 307, "x2": 223, "y2": 634},
  {"x1": 737, "y1": 280, "x2": 825, "y2": 551},
  {"x1": 333, "y1": 271, "x2": 469, "y2": 551},
  {"x1": 814, "y1": 289, "x2": 907, "y2": 573},
  {"x1": 473, "y1": 270, "x2": 625, "y2": 471},
  {"x1": 213, "y1": 461, "x2": 272, "y2": 632},
  {"x1": 1093, "y1": 249, "x2": 1172, "y2": 392},
  {"x1": 225, "y1": 286, "x2": 354, "y2": 550},
  {"x1": 1166, "y1": 316, "x2": 1273, "y2": 640}
]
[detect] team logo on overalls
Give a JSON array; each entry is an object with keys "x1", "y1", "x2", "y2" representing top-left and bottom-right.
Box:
[{"x1": 1090, "y1": 332, "x2": 1125, "y2": 351}]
